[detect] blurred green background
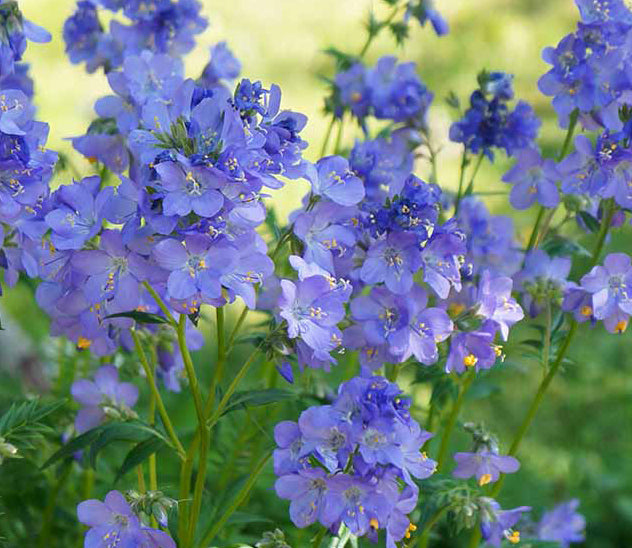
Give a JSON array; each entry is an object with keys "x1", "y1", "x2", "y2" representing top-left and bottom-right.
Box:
[{"x1": 2, "y1": 1, "x2": 631, "y2": 546}]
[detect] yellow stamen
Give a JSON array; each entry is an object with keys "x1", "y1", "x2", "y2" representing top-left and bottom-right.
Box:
[
  {"x1": 77, "y1": 337, "x2": 92, "y2": 349},
  {"x1": 369, "y1": 518, "x2": 379, "y2": 530},
  {"x1": 507, "y1": 530, "x2": 520, "y2": 544},
  {"x1": 463, "y1": 353, "x2": 478, "y2": 367},
  {"x1": 580, "y1": 305, "x2": 592, "y2": 317},
  {"x1": 478, "y1": 473, "x2": 492, "y2": 486},
  {"x1": 615, "y1": 320, "x2": 628, "y2": 334}
]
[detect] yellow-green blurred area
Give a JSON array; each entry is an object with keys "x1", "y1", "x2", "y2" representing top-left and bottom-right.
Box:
[{"x1": 4, "y1": 1, "x2": 632, "y2": 546}]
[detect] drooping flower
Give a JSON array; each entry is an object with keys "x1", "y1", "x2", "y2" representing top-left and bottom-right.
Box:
[
  {"x1": 71, "y1": 365, "x2": 138, "y2": 434},
  {"x1": 536, "y1": 499, "x2": 586, "y2": 547},
  {"x1": 452, "y1": 450, "x2": 520, "y2": 486}
]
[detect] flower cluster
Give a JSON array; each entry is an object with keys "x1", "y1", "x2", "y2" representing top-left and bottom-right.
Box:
[
  {"x1": 274, "y1": 376, "x2": 435, "y2": 547},
  {"x1": 450, "y1": 71, "x2": 540, "y2": 160},
  {"x1": 0, "y1": 3, "x2": 56, "y2": 298},
  {"x1": 539, "y1": 1, "x2": 632, "y2": 130},
  {"x1": 64, "y1": 0, "x2": 207, "y2": 73},
  {"x1": 332, "y1": 56, "x2": 433, "y2": 127}
]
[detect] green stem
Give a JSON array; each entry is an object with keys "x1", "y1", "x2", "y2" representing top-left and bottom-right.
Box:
[
  {"x1": 525, "y1": 206, "x2": 545, "y2": 253},
  {"x1": 333, "y1": 116, "x2": 345, "y2": 154},
  {"x1": 320, "y1": 117, "x2": 336, "y2": 157},
  {"x1": 436, "y1": 370, "x2": 475, "y2": 472},
  {"x1": 557, "y1": 109, "x2": 579, "y2": 162},
  {"x1": 137, "y1": 465, "x2": 147, "y2": 493},
  {"x1": 131, "y1": 330, "x2": 185, "y2": 458},
  {"x1": 143, "y1": 281, "x2": 177, "y2": 326},
  {"x1": 39, "y1": 463, "x2": 72, "y2": 548},
  {"x1": 226, "y1": 306, "x2": 249, "y2": 351},
  {"x1": 196, "y1": 451, "x2": 272, "y2": 548},
  {"x1": 311, "y1": 527, "x2": 329, "y2": 548},
  {"x1": 463, "y1": 152, "x2": 485, "y2": 197},
  {"x1": 454, "y1": 149, "x2": 468, "y2": 214},
  {"x1": 416, "y1": 506, "x2": 448, "y2": 548},
  {"x1": 206, "y1": 341, "x2": 268, "y2": 429},
  {"x1": 177, "y1": 315, "x2": 206, "y2": 425}
]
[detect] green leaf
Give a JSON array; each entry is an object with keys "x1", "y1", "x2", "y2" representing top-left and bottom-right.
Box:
[
  {"x1": 88, "y1": 422, "x2": 158, "y2": 469},
  {"x1": 578, "y1": 210, "x2": 601, "y2": 233},
  {"x1": 115, "y1": 437, "x2": 166, "y2": 483},
  {"x1": 105, "y1": 310, "x2": 171, "y2": 324},
  {"x1": 221, "y1": 389, "x2": 294, "y2": 416},
  {"x1": 41, "y1": 426, "x2": 104, "y2": 469},
  {"x1": 0, "y1": 399, "x2": 66, "y2": 446}
]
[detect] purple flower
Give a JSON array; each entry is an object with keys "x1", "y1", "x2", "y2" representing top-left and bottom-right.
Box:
[
  {"x1": 71, "y1": 229, "x2": 149, "y2": 313},
  {"x1": 515, "y1": 250, "x2": 571, "y2": 317},
  {"x1": 405, "y1": 286, "x2": 453, "y2": 364},
  {"x1": 334, "y1": 63, "x2": 371, "y2": 119},
  {"x1": 580, "y1": 252, "x2": 632, "y2": 333},
  {"x1": 480, "y1": 497, "x2": 531, "y2": 547},
  {"x1": 200, "y1": 41, "x2": 241, "y2": 86},
  {"x1": 421, "y1": 229, "x2": 465, "y2": 298},
  {"x1": 406, "y1": 1, "x2": 449, "y2": 36},
  {"x1": 155, "y1": 160, "x2": 224, "y2": 218},
  {"x1": 275, "y1": 468, "x2": 330, "y2": 528},
  {"x1": 305, "y1": 155, "x2": 365, "y2": 207},
  {"x1": 366, "y1": 56, "x2": 433, "y2": 123},
  {"x1": 299, "y1": 405, "x2": 351, "y2": 472},
  {"x1": 77, "y1": 490, "x2": 175, "y2": 548},
  {"x1": 350, "y1": 286, "x2": 411, "y2": 357},
  {"x1": 476, "y1": 270, "x2": 524, "y2": 340},
  {"x1": 278, "y1": 274, "x2": 348, "y2": 361},
  {"x1": 361, "y1": 232, "x2": 420, "y2": 294},
  {"x1": 273, "y1": 420, "x2": 309, "y2": 476},
  {"x1": 71, "y1": 365, "x2": 138, "y2": 433},
  {"x1": 153, "y1": 235, "x2": 235, "y2": 303},
  {"x1": 452, "y1": 450, "x2": 520, "y2": 486},
  {"x1": 503, "y1": 148, "x2": 560, "y2": 210},
  {"x1": 45, "y1": 177, "x2": 108, "y2": 250},
  {"x1": 536, "y1": 499, "x2": 586, "y2": 547},
  {"x1": 322, "y1": 475, "x2": 390, "y2": 536},
  {"x1": 446, "y1": 322, "x2": 500, "y2": 374}
]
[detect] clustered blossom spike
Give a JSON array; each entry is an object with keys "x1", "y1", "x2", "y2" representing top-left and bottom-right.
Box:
[
  {"x1": 450, "y1": 71, "x2": 541, "y2": 160},
  {"x1": 274, "y1": 376, "x2": 435, "y2": 547}
]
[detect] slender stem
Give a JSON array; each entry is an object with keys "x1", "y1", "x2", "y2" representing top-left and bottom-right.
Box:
[
  {"x1": 358, "y1": 4, "x2": 401, "y2": 58},
  {"x1": 206, "y1": 342, "x2": 267, "y2": 429},
  {"x1": 196, "y1": 451, "x2": 272, "y2": 548},
  {"x1": 525, "y1": 206, "x2": 545, "y2": 254},
  {"x1": 227, "y1": 306, "x2": 249, "y2": 351},
  {"x1": 416, "y1": 506, "x2": 448, "y2": 548},
  {"x1": 557, "y1": 109, "x2": 579, "y2": 162},
  {"x1": 131, "y1": 330, "x2": 185, "y2": 458},
  {"x1": 463, "y1": 152, "x2": 485, "y2": 197},
  {"x1": 311, "y1": 527, "x2": 329, "y2": 548},
  {"x1": 454, "y1": 148, "x2": 468, "y2": 214},
  {"x1": 206, "y1": 307, "x2": 226, "y2": 415},
  {"x1": 333, "y1": 116, "x2": 345, "y2": 154},
  {"x1": 436, "y1": 370, "x2": 475, "y2": 472},
  {"x1": 542, "y1": 300, "x2": 552, "y2": 378},
  {"x1": 39, "y1": 463, "x2": 72, "y2": 548},
  {"x1": 320, "y1": 117, "x2": 336, "y2": 157},
  {"x1": 147, "y1": 347, "x2": 158, "y2": 518},
  {"x1": 177, "y1": 315, "x2": 206, "y2": 425},
  {"x1": 137, "y1": 465, "x2": 147, "y2": 493},
  {"x1": 143, "y1": 281, "x2": 177, "y2": 326},
  {"x1": 186, "y1": 424, "x2": 209, "y2": 546}
]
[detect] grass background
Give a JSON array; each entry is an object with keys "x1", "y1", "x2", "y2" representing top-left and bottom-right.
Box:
[{"x1": 1, "y1": 1, "x2": 630, "y2": 546}]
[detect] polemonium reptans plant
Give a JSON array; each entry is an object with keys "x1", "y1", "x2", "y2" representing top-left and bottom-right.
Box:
[{"x1": 11, "y1": 0, "x2": 632, "y2": 546}]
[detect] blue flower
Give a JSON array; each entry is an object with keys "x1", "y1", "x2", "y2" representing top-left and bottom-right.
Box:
[
  {"x1": 452, "y1": 450, "x2": 520, "y2": 486},
  {"x1": 479, "y1": 497, "x2": 531, "y2": 547},
  {"x1": 503, "y1": 148, "x2": 561, "y2": 210},
  {"x1": 305, "y1": 155, "x2": 365, "y2": 206},
  {"x1": 536, "y1": 499, "x2": 586, "y2": 547},
  {"x1": 361, "y1": 232, "x2": 420, "y2": 294}
]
